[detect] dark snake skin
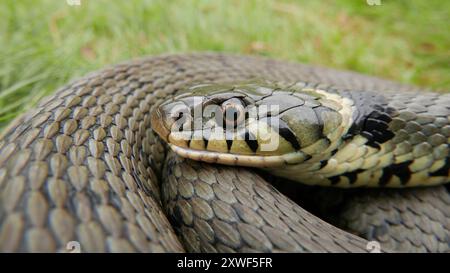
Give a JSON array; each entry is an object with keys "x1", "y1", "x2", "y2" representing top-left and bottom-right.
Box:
[{"x1": 0, "y1": 53, "x2": 448, "y2": 252}]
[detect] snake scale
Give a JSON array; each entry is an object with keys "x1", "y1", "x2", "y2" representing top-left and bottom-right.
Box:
[{"x1": 0, "y1": 53, "x2": 449, "y2": 253}]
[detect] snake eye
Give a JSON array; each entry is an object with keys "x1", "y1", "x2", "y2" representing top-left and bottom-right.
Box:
[{"x1": 221, "y1": 99, "x2": 245, "y2": 128}]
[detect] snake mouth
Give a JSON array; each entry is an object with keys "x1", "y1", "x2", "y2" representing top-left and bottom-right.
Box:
[{"x1": 168, "y1": 143, "x2": 310, "y2": 168}]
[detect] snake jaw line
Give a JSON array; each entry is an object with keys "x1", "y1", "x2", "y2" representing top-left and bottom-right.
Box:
[{"x1": 169, "y1": 143, "x2": 308, "y2": 168}]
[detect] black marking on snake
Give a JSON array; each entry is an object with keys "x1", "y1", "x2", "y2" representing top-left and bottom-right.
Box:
[
  {"x1": 361, "y1": 112, "x2": 396, "y2": 148},
  {"x1": 319, "y1": 151, "x2": 340, "y2": 168},
  {"x1": 343, "y1": 91, "x2": 397, "y2": 148},
  {"x1": 379, "y1": 161, "x2": 413, "y2": 186},
  {"x1": 186, "y1": 138, "x2": 191, "y2": 149},
  {"x1": 244, "y1": 131, "x2": 259, "y2": 152},
  {"x1": 226, "y1": 139, "x2": 233, "y2": 151},
  {"x1": 377, "y1": 112, "x2": 393, "y2": 123},
  {"x1": 345, "y1": 169, "x2": 366, "y2": 184},
  {"x1": 329, "y1": 176, "x2": 341, "y2": 185},
  {"x1": 366, "y1": 117, "x2": 388, "y2": 132},
  {"x1": 278, "y1": 119, "x2": 301, "y2": 150},
  {"x1": 430, "y1": 157, "x2": 450, "y2": 177},
  {"x1": 360, "y1": 132, "x2": 380, "y2": 149},
  {"x1": 260, "y1": 117, "x2": 301, "y2": 150},
  {"x1": 328, "y1": 169, "x2": 365, "y2": 185},
  {"x1": 245, "y1": 110, "x2": 250, "y2": 120}
]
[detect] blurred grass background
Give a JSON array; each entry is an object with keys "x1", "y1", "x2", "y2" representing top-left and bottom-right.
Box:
[{"x1": 0, "y1": 0, "x2": 448, "y2": 130}]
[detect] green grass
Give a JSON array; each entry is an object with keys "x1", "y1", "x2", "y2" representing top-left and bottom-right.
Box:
[{"x1": 0, "y1": 0, "x2": 449, "y2": 130}]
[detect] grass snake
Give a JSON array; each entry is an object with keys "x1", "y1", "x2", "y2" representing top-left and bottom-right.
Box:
[{"x1": 0, "y1": 53, "x2": 449, "y2": 252}]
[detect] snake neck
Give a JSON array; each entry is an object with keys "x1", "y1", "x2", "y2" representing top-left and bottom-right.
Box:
[{"x1": 268, "y1": 89, "x2": 449, "y2": 188}]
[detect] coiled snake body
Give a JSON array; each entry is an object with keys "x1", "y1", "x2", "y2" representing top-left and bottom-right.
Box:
[{"x1": 0, "y1": 53, "x2": 449, "y2": 252}]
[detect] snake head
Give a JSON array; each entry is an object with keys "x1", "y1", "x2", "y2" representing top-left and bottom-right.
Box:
[{"x1": 151, "y1": 82, "x2": 349, "y2": 167}]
